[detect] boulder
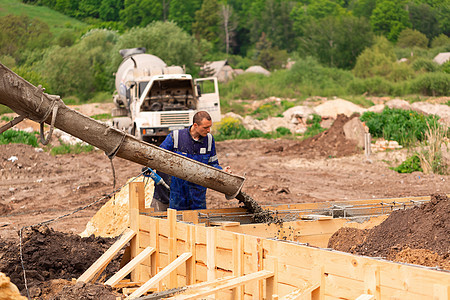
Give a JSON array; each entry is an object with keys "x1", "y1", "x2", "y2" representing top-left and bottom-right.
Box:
[
  {"x1": 343, "y1": 117, "x2": 365, "y2": 148},
  {"x1": 282, "y1": 105, "x2": 317, "y2": 125},
  {"x1": 411, "y1": 102, "x2": 450, "y2": 126},
  {"x1": 367, "y1": 104, "x2": 385, "y2": 113},
  {"x1": 314, "y1": 99, "x2": 366, "y2": 118},
  {"x1": 245, "y1": 65, "x2": 271, "y2": 76},
  {"x1": 385, "y1": 99, "x2": 411, "y2": 110},
  {"x1": 223, "y1": 112, "x2": 244, "y2": 122}
]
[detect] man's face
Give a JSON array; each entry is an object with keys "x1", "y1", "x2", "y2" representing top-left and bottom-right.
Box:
[{"x1": 193, "y1": 118, "x2": 212, "y2": 137}]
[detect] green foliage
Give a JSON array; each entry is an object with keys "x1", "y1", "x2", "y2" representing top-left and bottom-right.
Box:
[
  {"x1": 442, "y1": 61, "x2": 450, "y2": 74},
  {"x1": 396, "y1": 28, "x2": 428, "y2": 49},
  {"x1": 169, "y1": 0, "x2": 202, "y2": 34},
  {"x1": 13, "y1": 65, "x2": 52, "y2": 93},
  {"x1": 303, "y1": 114, "x2": 325, "y2": 139},
  {"x1": 253, "y1": 33, "x2": 289, "y2": 70},
  {"x1": 1, "y1": 115, "x2": 13, "y2": 122},
  {"x1": 111, "y1": 21, "x2": 201, "y2": 75},
  {"x1": 36, "y1": 29, "x2": 118, "y2": 100},
  {"x1": 50, "y1": 142, "x2": 94, "y2": 155},
  {"x1": 353, "y1": 36, "x2": 397, "y2": 78},
  {"x1": 0, "y1": 105, "x2": 13, "y2": 115},
  {"x1": 213, "y1": 117, "x2": 264, "y2": 141},
  {"x1": 0, "y1": 14, "x2": 52, "y2": 61},
  {"x1": 298, "y1": 15, "x2": 374, "y2": 69},
  {"x1": 120, "y1": 0, "x2": 163, "y2": 28},
  {"x1": 431, "y1": 34, "x2": 450, "y2": 48},
  {"x1": 412, "y1": 58, "x2": 439, "y2": 72},
  {"x1": 407, "y1": 2, "x2": 440, "y2": 40},
  {"x1": 250, "y1": 100, "x2": 295, "y2": 120},
  {"x1": 360, "y1": 107, "x2": 441, "y2": 146},
  {"x1": 192, "y1": 0, "x2": 220, "y2": 46},
  {"x1": 91, "y1": 113, "x2": 112, "y2": 120},
  {"x1": 0, "y1": 129, "x2": 38, "y2": 147},
  {"x1": 370, "y1": 0, "x2": 411, "y2": 42},
  {"x1": 348, "y1": 77, "x2": 396, "y2": 95},
  {"x1": 410, "y1": 72, "x2": 450, "y2": 96},
  {"x1": 391, "y1": 154, "x2": 423, "y2": 173}
]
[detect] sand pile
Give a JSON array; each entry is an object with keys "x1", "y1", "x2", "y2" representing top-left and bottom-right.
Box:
[
  {"x1": 0, "y1": 272, "x2": 26, "y2": 300},
  {"x1": 328, "y1": 194, "x2": 450, "y2": 269},
  {"x1": 81, "y1": 175, "x2": 155, "y2": 238}
]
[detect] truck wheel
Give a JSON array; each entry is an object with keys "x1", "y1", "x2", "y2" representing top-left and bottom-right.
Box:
[{"x1": 111, "y1": 108, "x2": 128, "y2": 117}]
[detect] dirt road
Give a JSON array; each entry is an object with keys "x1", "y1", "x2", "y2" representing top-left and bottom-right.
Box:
[{"x1": 1, "y1": 136, "x2": 449, "y2": 243}]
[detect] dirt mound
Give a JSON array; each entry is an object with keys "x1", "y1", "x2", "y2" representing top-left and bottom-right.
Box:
[
  {"x1": 0, "y1": 225, "x2": 121, "y2": 296},
  {"x1": 285, "y1": 114, "x2": 361, "y2": 158},
  {"x1": 328, "y1": 194, "x2": 450, "y2": 269},
  {"x1": 355, "y1": 193, "x2": 449, "y2": 257},
  {"x1": 327, "y1": 227, "x2": 368, "y2": 253},
  {"x1": 49, "y1": 281, "x2": 119, "y2": 300}
]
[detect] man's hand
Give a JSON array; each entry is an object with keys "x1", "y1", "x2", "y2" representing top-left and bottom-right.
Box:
[{"x1": 223, "y1": 166, "x2": 232, "y2": 174}]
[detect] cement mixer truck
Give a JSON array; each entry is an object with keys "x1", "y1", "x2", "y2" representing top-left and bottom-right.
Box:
[{"x1": 112, "y1": 48, "x2": 221, "y2": 144}]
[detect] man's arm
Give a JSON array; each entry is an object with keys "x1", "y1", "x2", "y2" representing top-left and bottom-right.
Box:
[{"x1": 159, "y1": 132, "x2": 174, "y2": 151}]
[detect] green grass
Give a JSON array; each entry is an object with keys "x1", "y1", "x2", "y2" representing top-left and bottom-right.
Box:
[
  {"x1": 0, "y1": 104, "x2": 13, "y2": 115},
  {"x1": 391, "y1": 154, "x2": 423, "y2": 173},
  {"x1": 0, "y1": 0, "x2": 87, "y2": 37},
  {"x1": 0, "y1": 129, "x2": 38, "y2": 147},
  {"x1": 91, "y1": 113, "x2": 112, "y2": 120},
  {"x1": 50, "y1": 142, "x2": 94, "y2": 155}
]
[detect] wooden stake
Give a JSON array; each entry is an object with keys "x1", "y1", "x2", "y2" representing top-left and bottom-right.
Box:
[
  {"x1": 77, "y1": 228, "x2": 135, "y2": 283},
  {"x1": 129, "y1": 182, "x2": 144, "y2": 282},
  {"x1": 105, "y1": 246, "x2": 155, "y2": 287},
  {"x1": 126, "y1": 252, "x2": 192, "y2": 299},
  {"x1": 168, "y1": 208, "x2": 178, "y2": 288}
]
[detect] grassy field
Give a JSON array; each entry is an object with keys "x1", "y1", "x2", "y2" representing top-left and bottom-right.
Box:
[{"x1": 0, "y1": 0, "x2": 87, "y2": 36}]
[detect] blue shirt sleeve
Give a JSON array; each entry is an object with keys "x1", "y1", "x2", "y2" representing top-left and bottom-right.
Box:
[{"x1": 160, "y1": 132, "x2": 174, "y2": 151}]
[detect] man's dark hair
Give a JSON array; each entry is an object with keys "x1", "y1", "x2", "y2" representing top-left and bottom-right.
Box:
[{"x1": 193, "y1": 111, "x2": 211, "y2": 125}]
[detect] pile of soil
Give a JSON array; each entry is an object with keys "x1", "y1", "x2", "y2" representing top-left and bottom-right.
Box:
[
  {"x1": 285, "y1": 114, "x2": 361, "y2": 158},
  {"x1": 0, "y1": 225, "x2": 122, "y2": 297},
  {"x1": 328, "y1": 194, "x2": 450, "y2": 269},
  {"x1": 47, "y1": 280, "x2": 120, "y2": 300}
]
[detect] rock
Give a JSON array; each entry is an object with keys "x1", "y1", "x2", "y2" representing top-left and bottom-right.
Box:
[
  {"x1": 367, "y1": 104, "x2": 385, "y2": 113},
  {"x1": 411, "y1": 102, "x2": 450, "y2": 126},
  {"x1": 320, "y1": 118, "x2": 334, "y2": 129},
  {"x1": 343, "y1": 117, "x2": 365, "y2": 148},
  {"x1": 314, "y1": 99, "x2": 366, "y2": 118},
  {"x1": 282, "y1": 106, "x2": 317, "y2": 125},
  {"x1": 385, "y1": 99, "x2": 411, "y2": 110},
  {"x1": 245, "y1": 65, "x2": 271, "y2": 76}
]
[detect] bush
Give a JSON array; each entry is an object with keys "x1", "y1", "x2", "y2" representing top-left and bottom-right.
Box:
[
  {"x1": 431, "y1": 34, "x2": 450, "y2": 48},
  {"x1": 396, "y1": 28, "x2": 428, "y2": 49},
  {"x1": 410, "y1": 72, "x2": 450, "y2": 96},
  {"x1": 303, "y1": 114, "x2": 325, "y2": 139},
  {"x1": 360, "y1": 108, "x2": 441, "y2": 146},
  {"x1": 391, "y1": 154, "x2": 422, "y2": 173},
  {"x1": 213, "y1": 117, "x2": 264, "y2": 141},
  {"x1": 250, "y1": 100, "x2": 295, "y2": 120},
  {"x1": 347, "y1": 77, "x2": 394, "y2": 95},
  {"x1": 412, "y1": 58, "x2": 439, "y2": 72},
  {"x1": 0, "y1": 130, "x2": 38, "y2": 147}
]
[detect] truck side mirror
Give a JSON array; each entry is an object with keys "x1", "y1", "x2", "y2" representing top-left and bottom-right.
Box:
[{"x1": 196, "y1": 84, "x2": 202, "y2": 97}]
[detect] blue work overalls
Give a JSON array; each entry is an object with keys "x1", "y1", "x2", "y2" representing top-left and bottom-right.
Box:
[{"x1": 159, "y1": 127, "x2": 222, "y2": 210}]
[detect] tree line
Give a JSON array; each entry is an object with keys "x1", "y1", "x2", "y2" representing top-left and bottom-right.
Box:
[{"x1": 0, "y1": 0, "x2": 448, "y2": 102}]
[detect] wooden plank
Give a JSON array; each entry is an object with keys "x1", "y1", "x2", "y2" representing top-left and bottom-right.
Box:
[
  {"x1": 77, "y1": 228, "x2": 135, "y2": 283},
  {"x1": 172, "y1": 270, "x2": 274, "y2": 300},
  {"x1": 355, "y1": 295, "x2": 374, "y2": 300},
  {"x1": 105, "y1": 246, "x2": 155, "y2": 287},
  {"x1": 279, "y1": 282, "x2": 320, "y2": 300},
  {"x1": 207, "y1": 227, "x2": 216, "y2": 282},
  {"x1": 168, "y1": 208, "x2": 178, "y2": 288},
  {"x1": 185, "y1": 225, "x2": 196, "y2": 285},
  {"x1": 129, "y1": 182, "x2": 144, "y2": 282},
  {"x1": 210, "y1": 221, "x2": 241, "y2": 227},
  {"x1": 182, "y1": 210, "x2": 199, "y2": 224},
  {"x1": 232, "y1": 234, "x2": 244, "y2": 300},
  {"x1": 364, "y1": 266, "x2": 380, "y2": 299},
  {"x1": 433, "y1": 284, "x2": 449, "y2": 300},
  {"x1": 126, "y1": 252, "x2": 192, "y2": 299}
]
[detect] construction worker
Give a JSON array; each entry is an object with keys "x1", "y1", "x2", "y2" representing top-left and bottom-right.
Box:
[{"x1": 154, "y1": 111, "x2": 230, "y2": 210}]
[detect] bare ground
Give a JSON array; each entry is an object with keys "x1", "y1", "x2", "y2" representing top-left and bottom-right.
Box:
[{"x1": 1, "y1": 137, "x2": 449, "y2": 242}]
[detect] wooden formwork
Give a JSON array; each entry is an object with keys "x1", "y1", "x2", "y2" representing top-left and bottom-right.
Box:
[{"x1": 79, "y1": 182, "x2": 450, "y2": 299}]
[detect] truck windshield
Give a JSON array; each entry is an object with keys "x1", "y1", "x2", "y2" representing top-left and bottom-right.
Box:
[{"x1": 139, "y1": 81, "x2": 149, "y2": 98}]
